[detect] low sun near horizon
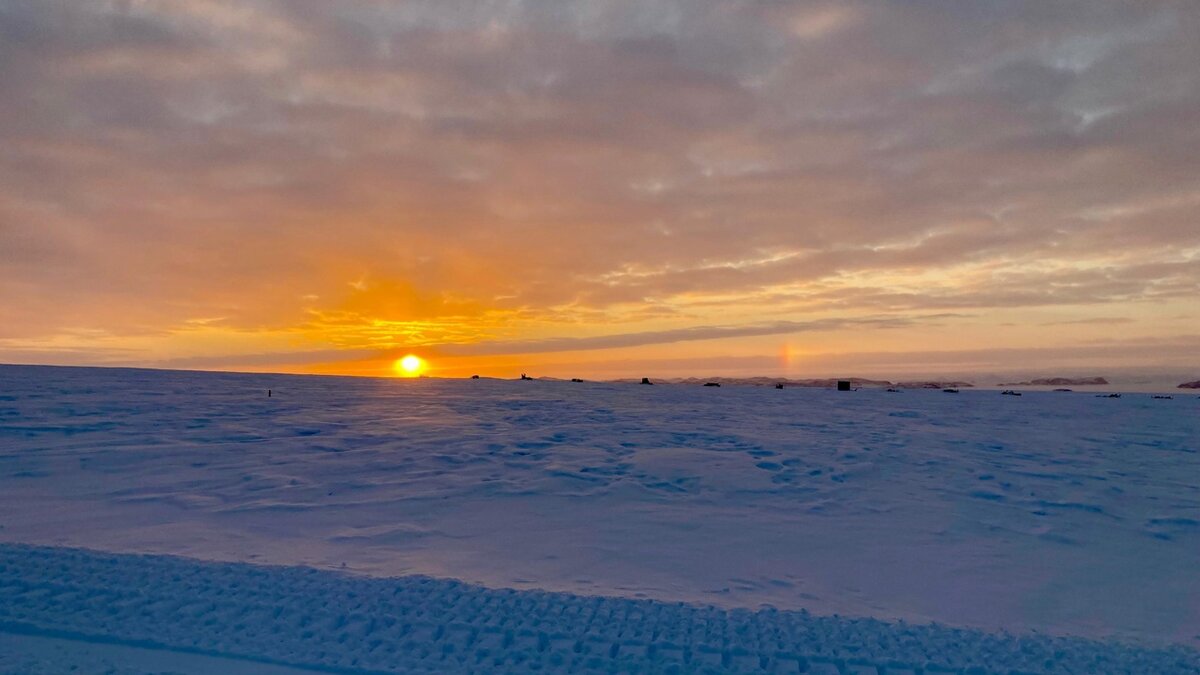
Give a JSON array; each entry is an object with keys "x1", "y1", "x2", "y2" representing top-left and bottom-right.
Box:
[{"x1": 394, "y1": 354, "x2": 426, "y2": 377}]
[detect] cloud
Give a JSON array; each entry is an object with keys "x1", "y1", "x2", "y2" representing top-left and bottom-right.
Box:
[
  {"x1": 1, "y1": 1, "x2": 1198, "y2": 372},
  {"x1": 1041, "y1": 317, "x2": 1135, "y2": 326},
  {"x1": 435, "y1": 315, "x2": 948, "y2": 356},
  {"x1": 138, "y1": 348, "x2": 385, "y2": 369}
]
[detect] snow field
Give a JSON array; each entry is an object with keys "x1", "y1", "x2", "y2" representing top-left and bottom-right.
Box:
[{"x1": 1, "y1": 364, "x2": 1199, "y2": 672}]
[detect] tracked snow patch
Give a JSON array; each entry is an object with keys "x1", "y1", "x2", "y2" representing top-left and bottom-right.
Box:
[{"x1": 1, "y1": 544, "x2": 1197, "y2": 674}]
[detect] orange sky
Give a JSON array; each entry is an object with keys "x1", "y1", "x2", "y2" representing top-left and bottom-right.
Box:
[{"x1": 1, "y1": 2, "x2": 1197, "y2": 380}]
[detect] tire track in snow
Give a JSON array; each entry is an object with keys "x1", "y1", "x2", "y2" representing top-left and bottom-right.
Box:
[{"x1": 1, "y1": 544, "x2": 1197, "y2": 674}]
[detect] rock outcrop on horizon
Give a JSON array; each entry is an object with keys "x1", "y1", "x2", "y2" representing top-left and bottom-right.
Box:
[
  {"x1": 895, "y1": 381, "x2": 975, "y2": 389},
  {"x1": 1178, "y1": 380, "x2": 1200, "y2": 389},
  {"x1": 996, "y1": 377, "x2": 1108, "y2": 386}
]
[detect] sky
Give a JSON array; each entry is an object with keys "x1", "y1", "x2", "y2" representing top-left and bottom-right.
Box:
[{"x1": 1, "y1": 0, "x2": 1198, "y2": 381}]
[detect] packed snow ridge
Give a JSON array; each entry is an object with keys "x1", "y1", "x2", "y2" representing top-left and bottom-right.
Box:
[{"x1": 1, "y1": 364, "x2": 1198, "y2": 672}]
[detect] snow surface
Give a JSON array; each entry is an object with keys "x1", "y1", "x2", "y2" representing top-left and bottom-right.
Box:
[
  {"x1": 2, "y1": 543, "x2": 1197, "y2": 674},
  {"x1": 1, "y1": 364, "x2": 1198, "y2": 672}
]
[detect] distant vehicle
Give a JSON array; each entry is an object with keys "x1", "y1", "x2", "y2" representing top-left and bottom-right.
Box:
[
  {"x1": 1001, "y1": 390, "x2": 1022, "y2": 396},
  {"x1": 641, "y1": 377, "x2": 653, "y2": 385},
  {"x1": 943, "y1": 388, "x2": 959, "y2": 393},
  {"x1": 703, "y1": 382, "x2": 721, "y2": 387},
  {"x1": 570, "y1": 378, "x2": 584, "y2": 383}
]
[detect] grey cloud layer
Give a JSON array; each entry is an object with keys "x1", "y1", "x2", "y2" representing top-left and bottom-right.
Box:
[
  {"x1": 1, "y1": 0, "x2": 1198, "y2": 347},
  {"x1": 434, "y1": 315, "x2": 956, "y2": 356}
]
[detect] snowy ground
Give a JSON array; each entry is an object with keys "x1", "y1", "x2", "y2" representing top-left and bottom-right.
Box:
[{"x1": 1, "y1": 364, "x2": 1198, "y2": 672}]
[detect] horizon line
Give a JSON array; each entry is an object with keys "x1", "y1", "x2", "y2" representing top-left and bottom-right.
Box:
[{"x1": 2, "y1": 361, "x2": 1195, "y2": 392}]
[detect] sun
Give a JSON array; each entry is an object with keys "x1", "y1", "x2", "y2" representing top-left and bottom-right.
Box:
[{"x1": 394, "y1": 354, "x2": 425, "y2": 377}]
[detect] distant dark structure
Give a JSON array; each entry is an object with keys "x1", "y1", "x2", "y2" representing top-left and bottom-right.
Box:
[
  {"x1": 641, "y1": 377, "x2": 653, "y2": 385},
  {"x1": 520, "y1": 373, "x2": 533, "y2": 381},
  {"x1": 1001, "y1": 390, "x2": 1022, "y2": 396},
  {"x1": 775, "y1": 383, "x2": 784, "y2": 389},
  {"x1": 471, "y1": 375, "x2": 480, "y2": 379},
  {"x1": 1053, "y1": 388, "x2": 1072, "y2": 392},
  {"x1": 267, "y1": 389, "x2": 272, "y2": 397},
  {"x1": 837, "y1": 380, "x2": 851, "y2": 391},
  {"x1": 703, "y1": 382, "x2": 721, "y2": 387},
  {"x1": 1096, "y1": 393, "x2": 1121, "y2": 398},
  {"x1": 1152, "y1": 395, "x2": 1173, "y2": 400},
  {"x1": 571, "y1": 378, "x2": 584, "y2": 383},
  {"x1": 886, "y1": 388, "x2": 900, "y2": 393},
  {"x1": 942, "y1": 388, "x2": 959, "y2": 393}
]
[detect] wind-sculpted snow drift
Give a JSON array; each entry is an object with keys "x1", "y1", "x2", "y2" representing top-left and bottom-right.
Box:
[{"x1": 0, "y1": 365, "x2": 1198, "y2": 672}]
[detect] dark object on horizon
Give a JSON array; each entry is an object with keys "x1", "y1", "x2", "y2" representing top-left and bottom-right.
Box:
[
  {"x1": 943, "y1": 388, "x2": 959, "y2": 393},
  {"x1": 666, "y1": 376, "x2": 891, "y2": 388},
  {"x1": 471, "y1": 375, "x2": 480, "y2": 379},
  {"x1": 1178, "y1": 380, "x2": 1200, "y2": 389},
  {"x1": 641, "y1": 377, "x2": 653, "y2": 385},
  {"x1": 895, "y1": 381, "x2": 974, "y2": 389},
  {"x1": 1096, "y1": 393, "x2": 1121, "y2": 398},
  {"x1": 837, "y1": 380, "x2": 851, "y2": 391},
  {"x1": 997, "y1": 376, "x2": 1109, "y2": 387},
  {"x1": 886, "y1": 388, "x2": 900, "y2": 393},
  {"x1": 1152, "y1": 395, "x2": 1173, "y2": 400},
  {"x1": 703, "y1": 382, "x2": 721, "y2": 387},
  {"x1": 520, "y1": 373, "x2": 533, "y2": 381},
  {"x1": 571, "y1": 378, "x2": 584, "y2": 383},
  {"x1": 1053, "y1": 388, "x2": 1072, "y2": 392},
  {"x1": 775, "y1": 383, "x2": 784, "y2": 389},
  {"x1": 1001, "y1": 390, "x2": 1021, "y2": 396}
]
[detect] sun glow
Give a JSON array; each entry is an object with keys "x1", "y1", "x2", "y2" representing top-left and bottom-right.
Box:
[{"x1": 394, "y1": 354, "x2": 425, "y2": 377}]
